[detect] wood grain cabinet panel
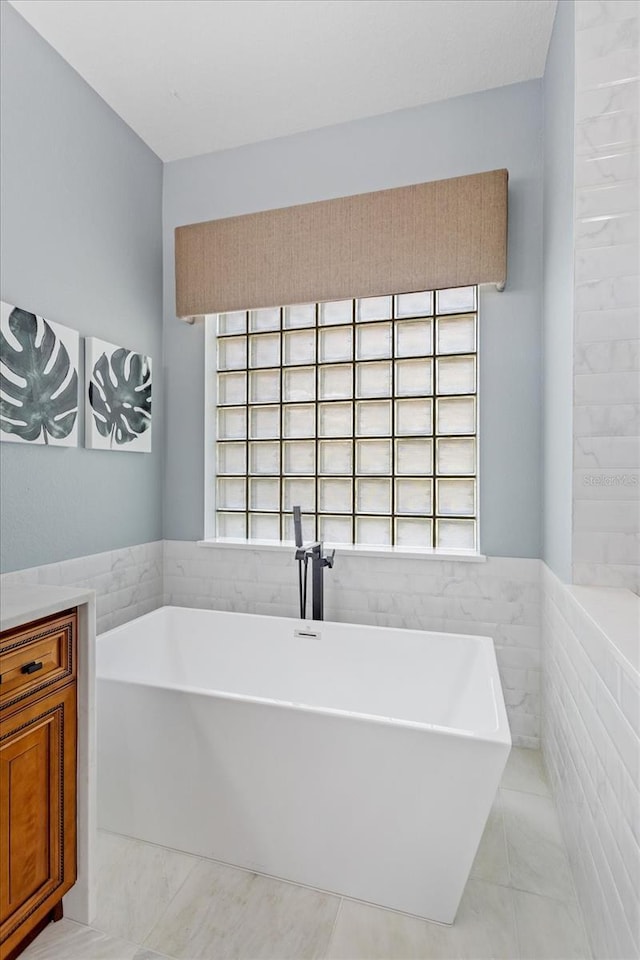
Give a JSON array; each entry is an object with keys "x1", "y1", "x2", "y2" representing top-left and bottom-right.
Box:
[{"x1": 0, "y1": 613, "x2": 77, "y2": 959}]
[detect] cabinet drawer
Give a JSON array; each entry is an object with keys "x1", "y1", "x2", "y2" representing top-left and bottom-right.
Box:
[{"x1": 0, "y1": 612, "x2": 76, "y2": 711}]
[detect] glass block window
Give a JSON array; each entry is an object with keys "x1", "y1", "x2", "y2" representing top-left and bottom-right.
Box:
[{"x1": 213, "y1": 287, "x2": 478, "y2": 549}]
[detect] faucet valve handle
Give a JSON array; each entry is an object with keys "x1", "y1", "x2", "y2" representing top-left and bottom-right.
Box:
[{"x1": 323, "y1": 548, "x2": 335, "y2": 569}]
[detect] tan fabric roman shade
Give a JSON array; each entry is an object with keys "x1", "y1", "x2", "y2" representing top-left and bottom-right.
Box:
[{"x1": 175, "y1": 168, "x2": 508, "y2": 318}]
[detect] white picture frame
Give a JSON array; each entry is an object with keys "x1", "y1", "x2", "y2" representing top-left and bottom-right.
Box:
[
  {"x1": 0, "y1": 301, "x2": 80, "y2": 447},
  {"x1": 85, "y1": 336, "x2": 152, "y2": 453}
]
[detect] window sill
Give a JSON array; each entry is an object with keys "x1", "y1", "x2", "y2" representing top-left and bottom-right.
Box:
[{"x1": 197, "y1": 538, "x2": 486, "y2": 563}]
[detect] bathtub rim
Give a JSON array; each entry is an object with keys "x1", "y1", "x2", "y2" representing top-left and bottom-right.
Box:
[{"x1": 98, "y1": 605, "x2": 511, "y2": 746}]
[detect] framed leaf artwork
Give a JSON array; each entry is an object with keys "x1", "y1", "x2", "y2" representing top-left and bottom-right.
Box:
[
  {"x1": 0, "y1": 301, "x2": 80, "y2": 447},
  {"x1": 85, "y1": 337, "x2": 152, "y2": 452}
]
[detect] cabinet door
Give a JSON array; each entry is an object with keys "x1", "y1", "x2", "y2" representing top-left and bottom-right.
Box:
[{"x1": 0, "y1": 684, "x2": 76, "y2": 951}]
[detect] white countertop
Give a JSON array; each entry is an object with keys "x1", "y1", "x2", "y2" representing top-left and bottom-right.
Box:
[
  {"x1": 0, "y1": 583, "x2": 96, "y2": 633},
  {"x1": 569, "y1": 584, "x2": 640, "y2": 679}
]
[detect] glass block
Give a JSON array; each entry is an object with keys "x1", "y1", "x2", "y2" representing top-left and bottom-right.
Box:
[
  {"x1": 395, "y1": 398, "x2": 432, "y2": 436},
  {"x1": 355, "y1": 400, "x2": 391, "y2": 437},
  {"x1": 217, "y1": 371, "x2": 246, "y2": 405},
  {"x1": 319, "y1": 364, "x2": 353, "y2": 400},
  {"x1": 249, "y1": 477, "x2": 280, "y2": 511},
  {"x1": 217, "y1": 477, "x2": 246, "y2": 511},
  {"x1": 437, "y1": 478, "x2": 475, "y2": 516},
  {"x1": 216, "y1": 512, "x2": 246, "y2": 538},
  {"x1": 249, "y1": 513, "x2": 280, "y2": 539},
  {"x1": 218, "y1": 311, "x2": 246, "y2": 335},
  {"x1": 356, "y1": 296, "x2": 392, "y2": 322},
  {"x1": 284, "y1": 303, "x2": 315, "y2": 328},
  {"x1": 436, "y1": 438, "x2": 476, "y2": 475},
  {"x1": 318, "y1": 478, "x2": 352, "y2": 513},
  {"x1": 283, "y1": 403, "x2": 315, "y2": 438},
  {"x1": 249, "y1": 369, "x2": 280, "y2": 403},
  {"x1": 249, "y1": 332, "x2": 280, "y2": 368},
  {"x1": 249, "y1": 405, "x2": 279, "y2": 439},
  {"x1": 283, "y1": 477, "x2": 315, "y2": 511},
  {"x1": 356, "y1": 323, "x2": 392, "y2": 360},
  {"x1": 319, "y1": 300, "x2": 352, "y2": 326},
  {"x1": 249, "y1": 441, "x2": 280, "y2": 475},
  {"x1": 356, "y1": 478, "x2": 392, "y2": 514},
  {"x1": 282, "y1": 512, "x2": 315, "y2": 542},
  {"x1": 217, "y1": 407, "x2": 246, "y2": 440},
  {"x1": 395, "y1": 438, "x2": 432, "y2": 475},
  {"x1": 395, "y1": 319, "x2": 432, "y2": 358},
  {"x1": 436, "y1": 314, "x2": 476, "y2": 355},
  {"x1": 395, "y1": 518, "x2": 432, "y2": 547},
  {"x1": 217, "y1": 336, "x2": 246, "y2": 370},
  {"x1": 436, "y1": 286, "x2": 476, "y2": 315},
  {"x1": 283, "y1": 440, "x2": 315, "y2": 475},
  {"x1": 355, "y1": 516, "x2": 391, "y2": 545},
  {"x1": 249, "y1": 307, "x2": 280, "y2": 331},
  {"x1": 217, "y1": 441, "x2": 246, "y2": 475},
  {"x1": 395, "y1": 359, "x2": 432, "y2": 397},
  {"x1": 356, "y1": 361, "x2": 392, "y2": 398},
  {"x1": 356, "y1": 439, "x2": 391, "y2": 475},
  {"x1": 395, "y1": 291, "x2": 433, "y2": 317},
  {"x1": 436, "y1": 518, "x2": 476, "y2": 549},
  {"x1": 319, "y1": 440, "x2": 353, "y2": 475},
  {"x1": 283, "y1": 329, "x2": 315, "y2": 366},
  {"x1": 318, "y1": 515, "x2": 352, "y2": 544},
  {"x1": 283, "y1": 366, "x2": 315, "y2": 402},
  {"x1": 319, "y1": 326, "x2": 352, "y2": 363},
  {"x1": 436, "y1": 397, "x2": 475, "y2": 435},
  {"x1": 395, "y1": 478, "x2": 432, "y2": 515},
  {"x1": 436, "y1": 356, "x2": 476, "y2": 395},
  {"x1": 319, "y1": 402, "x2": 352, "y2": 437}
]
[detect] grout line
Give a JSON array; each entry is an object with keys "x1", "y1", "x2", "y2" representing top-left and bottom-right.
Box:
[
  {"x1": 138, "y1": 853, "x2": 203, "y2": 952},
  {"x1": 500, "y1": 788, "x2": 514, "y2": 896},
  {"x1": 507, "y1": 878, "x2": 522, "y2": 960},
  {"x1": 323, "y1": 897, "x2": 344, "y2": 959}
]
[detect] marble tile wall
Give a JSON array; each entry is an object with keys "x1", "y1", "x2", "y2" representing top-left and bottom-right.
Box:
[
  {"x1": 0, "y1": 542, "x2": 163, "y2": 635},
  {"x1": 573, "y1": 0, "x2": 640, "y2": 593},
  {"x1": 163, "y1": 540, "x2": 542, "y2": 748},
  {"x1": 542, "y1": 564, "x2": 640, "y2": 959}
]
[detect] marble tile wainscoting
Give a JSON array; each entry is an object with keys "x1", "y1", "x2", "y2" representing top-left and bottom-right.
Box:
[
  {"x1": 572, "y1": 0, "x2": 640, "y2": 594},
  {"x1": 0, "y1": 541, "x2": 164, "y2": 635},
  {"x1": 164, "y1": 541, "x2": 542, "y2": 748},
  {"x1": 542, "y1": 565, "x2": 640, "y2": 960}
]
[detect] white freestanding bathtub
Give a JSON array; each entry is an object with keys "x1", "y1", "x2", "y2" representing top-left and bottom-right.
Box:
[{"x1": 97, "y1": 606, "x2": 510, "y2": 923}]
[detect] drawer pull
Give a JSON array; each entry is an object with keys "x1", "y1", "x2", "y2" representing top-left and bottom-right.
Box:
[{"x1": 21, "y1": 661, "x2": 43, "y2": 675}]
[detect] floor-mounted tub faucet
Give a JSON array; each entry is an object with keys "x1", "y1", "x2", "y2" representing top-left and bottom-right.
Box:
[{"x1": 293, "y1": 506, "x2": 335, "y2": 621}]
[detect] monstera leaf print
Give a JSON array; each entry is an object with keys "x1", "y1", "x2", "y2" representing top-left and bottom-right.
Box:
[
  {"x1": 89, "y1": 347, "x2": 152, "y2": 448},
  {"x1": 0, "y1": 307, "x2": 78, "y2": 444}
]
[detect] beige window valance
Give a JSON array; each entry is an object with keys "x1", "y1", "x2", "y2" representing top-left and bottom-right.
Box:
[{"x1": 174, "y1": 168, "x2": 508, "y2": 319}]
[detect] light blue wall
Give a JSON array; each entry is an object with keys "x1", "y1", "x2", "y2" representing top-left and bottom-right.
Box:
[
  {"x1": 542, "y1": 0, "x2": 575, "y2": 582},
  {"x1": 0, "y1": 2, "x2": 163, "y2": 572},
  {"x1": 163, "y1": 80, "x2": 544, "y2": 558}
]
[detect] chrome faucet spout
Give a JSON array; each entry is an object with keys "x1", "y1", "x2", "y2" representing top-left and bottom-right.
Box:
[{"x1": 295, "y1": 541, "x2": 322, "y2": 561}]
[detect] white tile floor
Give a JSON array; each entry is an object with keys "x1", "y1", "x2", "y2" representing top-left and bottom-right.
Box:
[{"x1": 22, "y1": 750, "x2": 591, "y2": 960}]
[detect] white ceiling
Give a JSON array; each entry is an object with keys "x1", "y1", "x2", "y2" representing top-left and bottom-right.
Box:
[{"x1": 9, "y1": 0, "x2": 557, "y2": 162}]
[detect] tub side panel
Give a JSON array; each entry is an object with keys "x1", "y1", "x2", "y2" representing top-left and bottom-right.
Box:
[{"x1": 97, "y1": 681, "x2": 508, "y2": 922}]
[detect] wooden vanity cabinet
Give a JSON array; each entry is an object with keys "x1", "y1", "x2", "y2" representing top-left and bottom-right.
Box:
[{"x1": 0, "y1": 610, "x2": 77, "y2": 959}]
